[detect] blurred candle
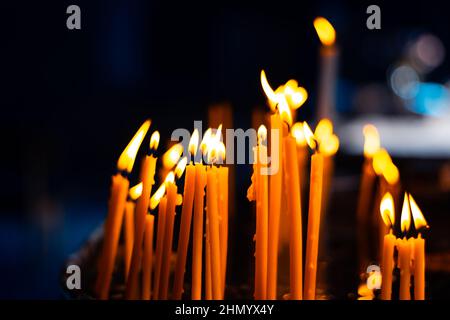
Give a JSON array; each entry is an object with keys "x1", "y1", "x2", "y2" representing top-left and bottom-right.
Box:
[
  {"x1": 96, "y1": 120, "x2": 150, "y2": 300},
  {"x1": 379, "y1": 192, "x2": 396, "y2": 300},
  {"x1": 313, "y1": 17, "x2": 338, "y2": 121},
  {"x1": 152, "y1": 187, "x2": 167, "y2": 300},
  {"x1": 141, "y1": 214, "x2": 154, "y2": 300},
  {"x1": 125, "y1": 131, "x2": 159, "y2": 299}
]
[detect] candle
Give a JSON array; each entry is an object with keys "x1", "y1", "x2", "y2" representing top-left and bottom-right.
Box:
[
  {"x1": 218, "y1": 165, "x2": 229, "y2": 297},
  {"x1": 125, "y1": 131, "x2": 159, "y2": 299},
  {"x1": 303, "y1": 122, "x2": 324, "y2": 300},
  {"x1": 141, "y1": 214, "x2": 154, "y2": 300},
  {"x1": 192, "y1": 161, "x2": 207, "y2": 300},
  {"x1": 379, "y1": 192, "x2": 396, "y2": 300},
  {"x1": 260, "y1": 70, "x2": 307, "y2": 299},
  {"x1": 173, "y1": 131, "x2": 199, "y2": 299},
  {"x1": 159, "y1": 175, "x2": 178, "y2": 300},
  {"x1": 313, "y1": 17, "x2": 338, "y2": 121},
  {"x1": 409, "y1": 193, "x2": 429, "y2": 300},
  {"x1": 356, "y1": 125, "x2": 379, "y2": 273},
  {"x1": 398, "y1": 193, "x2": 413, "y2": 300},
  {"x1": 123, "y1": 183, "x2": 142, "y2": 281},
  {"x1": 291, "y1": 122, "x2": 308, "y2": 194},
  {"x1": 96, "y1": 120, "x2": 150, "y2": 300},
  {"x1": 205, "y1": 218, "x2": 212, "y2": 300},
  {"x1": 152, "y1": 184, "x2": 168, "y2": 300}
]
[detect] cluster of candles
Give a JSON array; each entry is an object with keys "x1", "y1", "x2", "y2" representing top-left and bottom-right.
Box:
[{"x1": 94, "y1": 120, "x2": 229, "y2": 300}]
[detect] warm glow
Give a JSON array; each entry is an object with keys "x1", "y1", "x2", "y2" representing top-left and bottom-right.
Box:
[
  {"x1": 162, "y1": 143, "x2": 184, "y2": 169},
  {"x1": 315, "y1": 118, "x2": 333, "y2": 141},
  {"x1": 319, "y1": 134, "x2": 339, "y2": 156},
  {"x1": 303, "y1": 122, "x2": 317, "y2": 150},
  {"x1": 200, "y1": 128, "x2": 212, "y2": 156},
  {"x1": 313, "y1": 17, "x2": 336, "y2": 46},
  {"x1": 149, "y1": 131, "x2": 160, "y2": 151},
  {"x1": 278, "y1": 99, "x2": 293, "y2": 126},
  {"x1": 189, "y1": 129, "x2": 200, "y2": 156},
  {"x1": 363, "y1": 125, "x2": 380, "y2": 158},
  {"x1": 175, "y1": 157, "x2": 188, "y2": 179},
  {"x1": 372, "y1": 149, "x2": 392, "y2": 176},
  {"x1": 150, "y1": 183, "x2": 166, "y2": 210},
  {"x1": 165, "y1": 171, "x2": 175, "y2": 184},
  {"x1": 380, "y1": 192, "x2": 395, "y2": 227},
  {"x1": 117, "y1": 120, "x2": 151, "y2": 173},
  {"x1": 409, "y1": 194, "x2": 429, "y2": 231},
  {"x1": 258, "y1": 125, "x2": 267, "y2": 144},
  {"x1": 284, "y1": 84, "x2": 308, "y2": 110},
  {"x1": 401, "y1": 192, "x2": 412, "y2": 233},
  {"x1": 291, "y1": 122, "x2": 307, "y2": 147},
  {"x1": 384, "y1": 163, "x2": 400, "y2": 185},
  {"x1": 129, "y1": 182, "x2": 143, "y2": 201},
  {"x1": 217, "y1": 141, "x2": 226, "y2": 163},
  {"x1": 260, "y1": 70, "x2": 279, "y2": 112}
]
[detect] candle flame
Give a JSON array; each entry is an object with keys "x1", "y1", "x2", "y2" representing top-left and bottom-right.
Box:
[
  {"x1": 174, "y1": 157, "x2": 188, "y2": 179},
  {"x1": 129, "y1": 182, "x2": 143, "y2": 201},
  {"x1": 258, "y1": 125, "x2": 268, "y2": 143},
  {"x1": 117, "y1": 120, "x2": 151, "y2": 173},
  {"x1": 384, "y1": 163, "x2": 400, "y2": 185},
  {"x1": 363, "y1": 125, "x2": 380, "y2": 158},
  {"x1": 150, "y1": 183, "x2": 166, "y2": 210},
  {"x1": 189, "y1": 129, "x2": 200, "y2": 156},
  {"x1": 278, "y1": 99, "x2": 293, "y2": 126},
  {"x1": 291, "y1": 122, "x2": 307, "y2": 147},
  {"x1": 260, "y1": 70, "x2": 279, "y2": 112},
  {"x1": 149, "y1": 131, "x2": 160, "y2": 151},
  {"x1": 315, "y1": 118, "x2": 333, "y2": 141},
  {"x1": 372, "y1": 149, "x2": 399, "y2": 184},
  {"x1": 303, "y1": 122, "x2": 317, "y2": 150},
  {"x1": 162, "y1": 143, "x2": 184, "y2": 169},
  {"x1": 313, "y1": 17, "x2": 336, "y2": 46},
  {"x1": 217, "y1": 141, "x2": 226, "y2": 163},
  {"x1": 401, "y1": 192, "x2": 412, "y2": 233},
  {"x1": 319, "y1": 134, "x2": 339, "y2": 156},
  {"x1": 200, "y1": 128, "x2": 212, "y2": 156},
  {"x1": 165, "y1": 171, "x2": 175, "y2": 184},
  {"x1": 408, "y1": 193, "x2": 429, "y2": 231},
  {"x1": 380, "y1": 192, "x2": 395, "y2": 227}
]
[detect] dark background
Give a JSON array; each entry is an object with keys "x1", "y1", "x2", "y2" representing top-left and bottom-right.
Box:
[{"x1": 1, "y1": 0, "x2": 449, "y2": 298}]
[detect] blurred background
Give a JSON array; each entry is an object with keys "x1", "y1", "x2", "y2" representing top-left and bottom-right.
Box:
[{"x1": 2, "y1": 0, "x2": 450, "y2": 298}]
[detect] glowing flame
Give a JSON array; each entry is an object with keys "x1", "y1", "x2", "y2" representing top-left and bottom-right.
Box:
[
  {"x1": 291, "y1": 122, "x2": 307, "y2": 147},
  {"x1": 384, "y1": 163, "x2": 399, "y2": 185},
  {"x1": 217, "y1": 141, "x2": 226, "y2": 163},
  {"x1": 200, "y1": 128, "x2": 212, "y2": 156},
  {"x1": 313, "y1": 17, "x2": 336, "y2": 46},
  {"x1": 149, "y1": 131, "x2": 160, "y2": 151},
  {"x1": 174, "y1": 157, "x2": 188, "y2": 179},
  {"x1": 363, "y1": 125, "x2": 380, "y2": 158},
  {"x1": 150, "y1": 183, "x2": 166, "y2": 210},
  {"x1": 162, "y1": 143, "x2": 184, "y2": 169},
  {"x1": 165, "y1": 171, "x2": 175, "y2": 184},
  {"x1": 319, "y1": 134, "x2": 339, "y2": 156},
  {"x1": 278, "y1": 99, "x2": 292, "y2": 126},
  {"x1": 315, "y1": 118, "x2": 333, "y2": 141},
  {"x1": 372, "y1": 149, "x2": 399, "y2": 184},
  {"x1": 189, "y1": 129, "x2": 200, "y2": 156},
  {"x1": 258, "y1": 125, "x2": 267, "y2": 144},
  {"x1": 303, "y1": 122, "x2": 317, "y2": 150},
  {"x1": 260, "y1": 70, "x2": 279, "y2": 111},
  {"x1": 401, "y1": 192, "x2": 412, "y2": 233},
  {"x1": 117, "y1": 120, "x2": 151, "y2": 173},
  {"x1": 380, "y1": 192, "x2": 395, "y2": 227},
  {"x1": 408, "y1": 194, "x2": 429, "y2": 231},
  {"x1": 129, "y1": 182, "x2": 143, "y2": 201}
]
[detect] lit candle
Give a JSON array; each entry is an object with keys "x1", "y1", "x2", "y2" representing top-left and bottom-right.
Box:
[
  {"x1": 356, "y1": 125, "x2": 379, "y2": 273},
  {"x1": 123, "y1": 183, "x2": 143, "y2": 281},
  {"x1": 303, "y1": 122, "x2": 324, "y2": 300},
  {"x1": 125, "y1": 130, "x2": 159, "y2": 300},
  {"x1": 173, "y1": 130, "x2": 199, "y2": 299},
  {"x1": 141, "y1": 214, "x2": 154, "y2": 300},
  {"x1": 379, "y1": 192, "x2": 396, "y2": 300},
  {"x1": 96, "y1": 120, "x2": 150, "y2": 300},
  {"x1": 313, "y1": 17, "x2": 338, "y2": 121},
  {"x1": 398, "y1": 193, "x2": 413, "y2": 300},
  {"x1": 159, "y1": 173, "x2": 178, "y2": 300},
  {"x1": 151, "y1": 181, "x2": 168, "y2": 300},
  {"x1": 218, "y1": 165, "x2": 229, "y2": 297},
  {"x1": 409, "y1": 193, "x2": 429, "y2": 300},
  {"x1": 291, "y1": 122, "x2": 308, "y2": 194}
]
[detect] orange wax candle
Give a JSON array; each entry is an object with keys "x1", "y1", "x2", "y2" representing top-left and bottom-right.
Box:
[
  {"x1": 304, "y1": 152, "x2": 324, "y2": 300},
  {"x1": 96, "y1": 120, "x2": 150, "y2": 300},
  {"x1": 205, "y1": 219, "x2": 212, "y2": 300},
  {"x1": 218, "y1": 166, "x2": 229, "y2": 297},
  {"x1": 206, "y1": 166, "x2": 222, "y2": 299},
  {"x1": 414, "y1": 234, "x2": 425, "y2": 300},
  {"x1": 142, "y1": 214, "x2": 154, "y2": 300},
  {"x1": 123, "y1": 200, "x2": 135, "y2": 281},
  {"x1": 192, "y1": 163, "x2": 207, "y2": 300},
  {"x1": 159, "y1": 181, "x2": 178, "y2": 300},
  {"x1": 397, "y1": 237, "x2": 412, "y2": 300},
  {"x1": 381, "y1": 230, "x2": 396, "y2": 300},
  {"x1": 173, "y1": 163, "x2": 196, "y2": 299},
  {"x1": 267, "y1": 113, "x2": 284, "y2": 300},
  {"x1": 283, "y1": 135, "x2": 303, "y2": 300},
  {"x1": 152, "y1": 196, "x2": 167, "y2": 300}
]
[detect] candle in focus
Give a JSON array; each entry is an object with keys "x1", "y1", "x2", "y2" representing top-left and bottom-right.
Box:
[
  {"x1": 379, "y1": 192, "x2": 396, "y2": 300},
  {"x1": 141, "y1": 214, "x2": 154, "y2": 300},
  {"x1": 96, "y1": 120, "x2": 150, "y2": 300},
  {"x1": 398, "y1": 193, "x2": 413, "y2": 300},
  {"x1": 123, "y1": 183, "x2": 142, "y2": 281}
]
